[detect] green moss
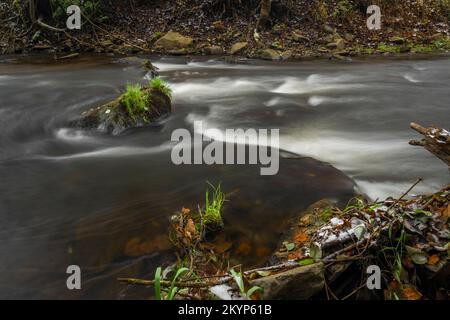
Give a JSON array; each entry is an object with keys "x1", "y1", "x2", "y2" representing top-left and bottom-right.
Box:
[
  {"x1": 411, "y1": 38, "x2": 450, "y2": 53},
  {"x1": 377, "y1": 43, "x2": 401, "y2": 53}
]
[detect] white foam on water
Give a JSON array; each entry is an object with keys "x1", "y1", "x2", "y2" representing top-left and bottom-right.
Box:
[
  {"x1": 186, "y1": 113, "x2": 276, "y2": 148},
  {"x1": 272, "y1": 74, "x2": 366, "y2": 95},
  {"x1": 412, "y1": 64, "x2": 427, "y2": 71},
  {"x1": 54, "y1": 128, "x2": 98, "y2": 143},
  {"x1": 172, "y1": 77, "x2": 272, "y2": 102},
  {"x1": 307, "y1": 95, "x2": 368, "y2": 106},
  {"x1": 356, "y1": 180, "x2": 442, "y2": 201},
  {"x1": 153, "y1": 62, "x2": 191, "y2": 72},
  {"x1": 264, "y1": 97, "x2": 282, "y2": 107},
  {"x1": 278, "y1": 131, "x2": 431, "y2": 199},
  {"x1": 38, "y1": 143, "x2": 172, "y2": 161},
  {"x1": 403, "y1": 73, "x2": 421, "y2": 83}
]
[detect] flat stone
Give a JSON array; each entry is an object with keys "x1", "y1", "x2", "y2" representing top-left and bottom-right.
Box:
[
  {"x1": 259, "y1": 48, "x2": 281, "y2": 60},
  {"x1": 389, "y1": 36, "x2": 405, "y2": 44},
  {"x1": 291, "y1": 30, "x2": 309, "y2": 42},
  {"x1": 250, "y1": 263, "x2": 325, "y2": 299},
  {"x1": 204, "y1": 45, "x2": 224, "y2": 55},
  {"x1": 230, "y1": 42, "x2": 248, "y2": 55},
  {"x1": 326, "y1": 38, "x2": 345, "y2": 50},
  {"x1": 154, "y1": 31, "x2": 193, "y2": 50}
]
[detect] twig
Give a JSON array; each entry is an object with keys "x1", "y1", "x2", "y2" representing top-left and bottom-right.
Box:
[
  {"x1": 341, "y1": 282, "x2": 367, "y2": 300},
  {"x1": 387, "y1": 177, "x2": 423, "y2": 210},
  {"x1": 36, "y1": 17, "x2": 66, "y2": 32}
]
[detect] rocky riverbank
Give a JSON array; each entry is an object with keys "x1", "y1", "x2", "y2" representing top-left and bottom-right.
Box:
[{"x1": 2, "y1": 1, "x2": 450, "y2": 60}]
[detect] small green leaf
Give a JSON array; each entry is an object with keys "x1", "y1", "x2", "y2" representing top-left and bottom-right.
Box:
[
  {"x1": 310, "y1": 243, "x2": 322, "y2": 260},
  {"x1": 154, "y1": 267, "x2": 162, "y2": 300},
  {"x1": 285, "y1": 242, "x2": 295, "y2": 251},
  {"x1": 246, "y1": 286, "x2": 263, "y2": 299},
  {"x1": 414, "y1": 209, "x2": 433, "y2": 217},
  {"x1": 256, "y1": 270, "x2": 271, "y2": 277},
  {"x1": 411, "y1": 253, "x2": 428, "y2": 265},
  {"x1": 353, "y1": 224, "x2": 366, "y2": 240},
  {"x1": 298, "y1": 258, "x2": 315, "y2": 266}
]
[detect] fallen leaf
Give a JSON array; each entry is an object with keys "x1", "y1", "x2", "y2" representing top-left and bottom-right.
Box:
[
  {"x1": 427, "y1": 254, "x2": 440, "y2": 265},
  {"x1": 443, "y1": 204, "x2": 450, "y2": 220},
  {"x1": 406, "y1": 245, "x2": 428, "y2": 265},
  {"x1": 310, "y1": 243, "x2": 322, "y2": 260},
  {"x1": 185, "y1": 218, "x2": 197, "y2": 236},
  {"x1": 284, "y1": 242, "x2": 295, "y2": 251},
  {"x1": 402, "y1": 287, "x2": 422, "y2": 300},
  {"x1": 293, "y1": 233, "x2": 309, "y2": 244},
  {"x1": 288, "y1": 250, "x2": 303, "y2": 260},
  {"x1": 256, "y1": 270, "x2": 272, "y2": 277},
  {"x1": 181, "y1": 207, "x2": 191, "y2": 215},
  {"x1": 298, "y1": 258, "x2": 315, "y2": 266}
]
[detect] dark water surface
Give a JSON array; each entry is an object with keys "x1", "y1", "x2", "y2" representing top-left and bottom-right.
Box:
[{"x1": 0, "y1": 55, "x2": 449, "y2": 299}]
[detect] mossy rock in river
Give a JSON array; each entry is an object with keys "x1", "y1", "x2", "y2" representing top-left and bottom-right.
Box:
[{"x1": 71, "y1": 87, "x2": 171, "y2": 135}]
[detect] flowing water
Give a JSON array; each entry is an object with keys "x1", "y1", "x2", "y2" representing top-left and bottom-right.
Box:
[{"x1": 0, "y1": 55, "x2": 449, "y2": 299}]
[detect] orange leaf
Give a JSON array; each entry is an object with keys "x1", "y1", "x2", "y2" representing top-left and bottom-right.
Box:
[
  {"x1": 427, "y1": 254, "x2": 440, "y2": 265},
  {"x1": 402, "y1": 287, "x2": 422, "y2": 300},
  {"x1": 185, "y1": 218, "x2": 197, "y2": 237},
  {"x1": 293, "y1": 233, "x2": 309, "y2": 244},
  {"x1": 288, "y1": 250, "x2": 303, "y2": 260},
  {"x1": 181, "y1": 207, "x2": 191, "y2": 215}
]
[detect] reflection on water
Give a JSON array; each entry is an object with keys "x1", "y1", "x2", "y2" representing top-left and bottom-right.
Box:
[{"x1": 0, "y1": 55, "x2": 449, "y2": 299}]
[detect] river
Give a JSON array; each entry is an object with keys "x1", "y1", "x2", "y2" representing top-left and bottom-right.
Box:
[{"x1": 0, "y1": 55, "x2": 449, "y2": 299}]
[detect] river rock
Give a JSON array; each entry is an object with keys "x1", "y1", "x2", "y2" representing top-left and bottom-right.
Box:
[
  {"x1": 258, "y1": 48, "x2": 281, "y2": 60},
  {"x1": 71, "y1": 87, "x2": 171, "y2": 135},
  {"x1": 291, "y1": 30, "x2": 309, "y2": 42},
  {"x1": 154, "y1": 31, "x2": 193, "y2": 50},
  {"x1": 327, "y1": 38, "x2": 345, "y2": 50},
  {"x1": 323, "y1": 24, "x2": 335, "y2": 34},
  {"x1": 389, "y1": 36, "x2": 405, "y2": 44},
  {"x1": 230, "y1": 42, "x2": 248, "y2": 55},
  {"x1": 204, "y1": 45, "x2": 224, "y2": 55},
  {"x1": 250, "y1": 263, "x2": 325, "y2": 299}
]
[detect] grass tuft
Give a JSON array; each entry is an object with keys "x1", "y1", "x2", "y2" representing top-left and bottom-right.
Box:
[
  {"x1": 122, "y1": 83, "x2": 149, "y2": 119},
  {"x1": 203, "y1": 183, "x2": 225, "y2": 230},
  {"x1": 149, "y1": 77, "x2": 172, "y2": 99}
]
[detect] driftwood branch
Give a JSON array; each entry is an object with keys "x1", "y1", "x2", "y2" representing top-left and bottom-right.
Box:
[
  {"x1": 118, "y1": 261, "x2": 298, "y2": 288},
  {"x1": 36, "y1": 17, "x2": 66, "y2": 32},
  {"x1": 409, "y1": 122, "x2": 450, "y2": 170}
]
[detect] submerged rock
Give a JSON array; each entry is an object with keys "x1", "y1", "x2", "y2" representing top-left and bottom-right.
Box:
[{"x1": 71, "y1": 87, "x2": 171, "y2": 135}]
